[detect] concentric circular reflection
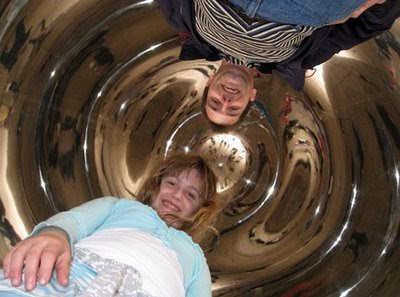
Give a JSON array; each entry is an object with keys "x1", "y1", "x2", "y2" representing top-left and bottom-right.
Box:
[{"x1": 0, "y1": 1, "x2": 399, "y2": 296}]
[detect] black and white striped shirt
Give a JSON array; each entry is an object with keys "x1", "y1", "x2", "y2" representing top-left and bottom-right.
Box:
[{"x1": 194, "y1": 0, "x2": 317, "y2": 65}]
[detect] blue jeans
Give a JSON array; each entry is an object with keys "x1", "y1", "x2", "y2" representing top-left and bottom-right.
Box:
[{"x1": 227, "y1": 0, "x2": 365, "y2": 26}]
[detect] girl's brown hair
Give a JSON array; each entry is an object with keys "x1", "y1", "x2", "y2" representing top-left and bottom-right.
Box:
[{"x1": 137, "y1": 154, "x2": 218, "y2": 243}]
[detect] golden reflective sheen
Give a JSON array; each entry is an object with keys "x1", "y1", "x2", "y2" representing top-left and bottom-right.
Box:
[{"x1": 0, "y1": 0, "x2": 399, "y2": 296}]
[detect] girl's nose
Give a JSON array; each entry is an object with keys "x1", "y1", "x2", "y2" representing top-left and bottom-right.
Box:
[{"x1": 173, "y1": 187, "x2": 185, "y2": 200}]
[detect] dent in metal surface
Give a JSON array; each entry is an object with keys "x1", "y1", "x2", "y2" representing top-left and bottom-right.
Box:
[{"x1": 0, "y1": 1, "x2": 399, "y2": 296}]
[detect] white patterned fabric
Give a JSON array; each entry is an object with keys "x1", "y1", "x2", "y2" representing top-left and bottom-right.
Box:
[
  {"x1": 75, "y1": 228, "x2": 185, "y2": 297},
  {"x1": 74, "y1": 248, "x2": 152, "y2": 297}
]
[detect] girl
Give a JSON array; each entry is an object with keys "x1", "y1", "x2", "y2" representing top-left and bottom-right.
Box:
[{"x1": 1, "y1": 154, "x2": 218, "y2": 297}]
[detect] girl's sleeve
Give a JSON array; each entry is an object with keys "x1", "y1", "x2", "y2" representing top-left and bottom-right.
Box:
[
  {"x1": 186, "y1": 257, "x2": 212, "y2": 297},
  {"x1": 30, "y1": 196, "x2": 119, "y2": 245}
]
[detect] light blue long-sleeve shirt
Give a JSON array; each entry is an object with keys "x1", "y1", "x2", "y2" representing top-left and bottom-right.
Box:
[{"x1": 31, "y1": 197, "x2": 212, "y2": 297}]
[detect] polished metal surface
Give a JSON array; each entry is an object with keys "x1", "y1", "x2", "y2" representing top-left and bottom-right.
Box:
[{"x1": 0, "y1": 1, "x2": 399, "y2": 296}]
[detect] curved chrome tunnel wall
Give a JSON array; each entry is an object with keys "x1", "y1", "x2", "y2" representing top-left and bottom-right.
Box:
[{"x1": 0, "y1": 1, "x2": 399, "y2": 296}]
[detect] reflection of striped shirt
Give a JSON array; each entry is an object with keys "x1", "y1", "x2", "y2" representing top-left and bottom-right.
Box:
[{"x1": 194, "y1": 0, "x2": 317, "y2": 65}]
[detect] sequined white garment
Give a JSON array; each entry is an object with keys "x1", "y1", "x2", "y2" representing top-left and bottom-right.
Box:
[
  {"x1": 75, "y1": 228, "x2": 185, "y2": 297},
  {"x1": 75, "y1": 248, "x2": 151, "y2": 297}
]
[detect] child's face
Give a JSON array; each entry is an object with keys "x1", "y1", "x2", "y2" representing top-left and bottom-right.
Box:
[
  {"x1": 205, "y1": 61, "x2": 257, "y2": 126},
  {"x1": 151, "y1": 169, "x2": 203, "y2": 228}
]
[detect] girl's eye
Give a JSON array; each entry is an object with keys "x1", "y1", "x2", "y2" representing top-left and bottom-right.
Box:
[
  {"x1": 166, "y1": 180, "x2": 176, "y2": 186},
  {"x1": 188, "y1": 192, "x2": 197, "y2": 200}
]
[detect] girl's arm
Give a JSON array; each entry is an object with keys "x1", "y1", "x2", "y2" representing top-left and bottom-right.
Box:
[{"x1": 31, "y1": 196, "x2": 119, "y2": 246}]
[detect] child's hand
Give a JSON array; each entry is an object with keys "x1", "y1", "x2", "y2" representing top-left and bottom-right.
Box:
[{"x1": 2, "y1": 229, "x2": 71, "y2": 291}]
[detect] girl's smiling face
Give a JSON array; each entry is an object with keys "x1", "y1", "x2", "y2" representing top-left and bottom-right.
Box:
[{"x1": 151, "y1": 169, "x2": 203, "y2": 228}]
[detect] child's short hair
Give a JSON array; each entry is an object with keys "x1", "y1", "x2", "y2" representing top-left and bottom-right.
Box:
[{"x1": 138, "y1": 153, "x2": 218, "y2": 243}]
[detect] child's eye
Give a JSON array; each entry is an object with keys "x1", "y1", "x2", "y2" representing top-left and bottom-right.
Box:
[
  {"x1": 188, "y1": 192, "x2": 197, "y2": 200},
  {"x1": 167, "y1": 181, "x2": 176, "y2": 186}
]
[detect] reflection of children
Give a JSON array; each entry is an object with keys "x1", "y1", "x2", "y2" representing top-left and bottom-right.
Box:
[
  {"x1": 282, "y1": 93, "x2": 295, "y2": 125},
  {"x1": 376, "y1": 31, "x2": 400, "y2": 90},
  {"x1": 281, "y1": 278, "x2": 323, "y2": 297},
  {"x1": 0, "y1": 155, "x2": 218, "y2": 297}
]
